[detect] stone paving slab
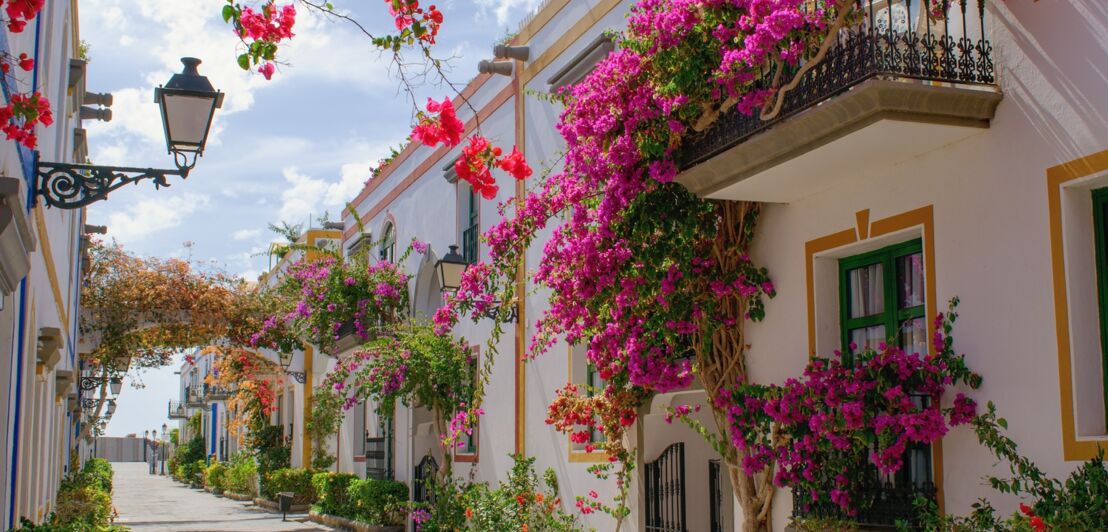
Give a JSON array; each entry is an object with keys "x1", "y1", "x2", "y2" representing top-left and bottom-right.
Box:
[{"x1": 112, "y1": 462, "x2": 332, "y2": 531}]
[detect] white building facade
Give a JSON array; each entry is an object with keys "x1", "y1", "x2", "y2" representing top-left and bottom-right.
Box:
[
  {"x1": 298, "y1": 1, "x2": 1108, "y2": 531},
  {"x1": 0, "y1": 0, "x2": 103, "y2": 527}
]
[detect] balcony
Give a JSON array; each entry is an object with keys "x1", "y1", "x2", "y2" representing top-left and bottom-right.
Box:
[
  {"x1": 677, "y1": 0, "x2": 1001, "y2": 202},
  {"x1": 168, "y1": 400, "x2": 188, "y2": 419},
  {"x1": 184, "y1": 385, "x2": 205, "y2": 407},
  {"x1": 792, "y1": 478, "x2": 936, "y2": 528},
  {"x1": 202, "y1": 383, "x2": 234, "y2": 400}
]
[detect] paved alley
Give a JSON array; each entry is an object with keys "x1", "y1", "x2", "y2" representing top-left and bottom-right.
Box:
[{"x1": 111, "y1": 462, "x2": 330, "y2": 531}]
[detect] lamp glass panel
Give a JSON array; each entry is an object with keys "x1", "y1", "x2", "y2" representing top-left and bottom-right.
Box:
[
  {"x1": 161, "y1": 93, "x2": 215, "y2": 150},
  {"x1": 440, "y1": 262, "x2": 465, "y2": 291}
]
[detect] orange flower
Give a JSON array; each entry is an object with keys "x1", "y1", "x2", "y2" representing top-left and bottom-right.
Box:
[
  {"x1": 535, "y1": 493, "x2": 544, "y2": 504},
  {"x1": 465, "y1": 507, "x2": 473, "y2": 519},
  {"x1": 521, "y1": 524, "x2": 529, "y2": 532}
]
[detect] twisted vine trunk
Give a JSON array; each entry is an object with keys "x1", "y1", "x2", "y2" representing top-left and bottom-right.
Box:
[{"x1": 694, "y1": 201, "x2": 775, "y2": 532}]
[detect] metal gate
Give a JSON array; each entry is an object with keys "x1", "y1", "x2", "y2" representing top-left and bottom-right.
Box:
[
  {"x1": 366, "y1": 419, "x2": 394, "y2": 480},
  {"x1": 645, "y1": 442, "x2": 686, "y2": 532},
  {"x1": 413, "y1": 454, "x2": 438, "y2": 505},
  {"x1": 709, "y1": 459, "x2": 723, "y2": 532}
]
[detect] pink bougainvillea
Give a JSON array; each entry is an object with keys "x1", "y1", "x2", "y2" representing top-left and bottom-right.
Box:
[{"x1": 716, "y1": 301, "x2": 981, "y2": 515}]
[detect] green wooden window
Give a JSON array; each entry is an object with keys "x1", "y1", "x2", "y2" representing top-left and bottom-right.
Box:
[
  {"x1": 459, "y1": 352, "x2": 478, "y2": 455},
  {"x1": 839, "y1": 239, "x2": 927, "y2": 361},
  {"x1": 462, "y1": 185, "x2": 479, "y2": 264},
  {"x1": 839, "y1": 239, "x2": 932, "y2": 488},
  {"x1": 379, "y1": 223, "x2": 396, "y2": 262},
  {"x1": 1092, "y1": 187, "x2": 1108, "y2": 426}
]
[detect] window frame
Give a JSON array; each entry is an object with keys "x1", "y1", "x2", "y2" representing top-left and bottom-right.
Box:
[
  {"x1": 455, "y1": 345, "x2": 479, "y2": 462},
  {"x1": 379, "y1": 222, "x2": 396, "y2": 262},
  {"x1": 838, "y1": 238, "x2": 932, "y2": 488},
  {"x1": 1092, "y1": 187, "x2": 1108, "y2": 425},
  {"x1": 838, "y1": 238, "x2": 925, "y2": 359}
]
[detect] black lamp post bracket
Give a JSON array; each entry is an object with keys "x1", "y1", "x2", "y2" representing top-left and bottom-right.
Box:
[{"x1": 35, "y1": 161, "x2": 189, "y2": 209}]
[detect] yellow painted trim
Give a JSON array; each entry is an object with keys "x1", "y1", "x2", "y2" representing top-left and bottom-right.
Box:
[
  {"x1": 511, "y1": 0, "x2": 570, "y2": 46},
  {"x1": 515, "y1": 72, "x2": 528, "y2": 457},
  {"x1": 1046, "y1": 149, "x2": 1108, "y2": 461},
  {"x1": 298, "y1": 229, "x2": 338, "y2": 468},
  {"x1": 805, "y1": 205, "x2": 943, "y2": 514},
  {"x1": 33, "y1": 206, "x2": 72, "y2": 346},
  {"x1": 520, "y1": 0, "x2": 625, "y2": 85},
  {"x1": 566, "y1": 344, "x2": 612, "y2": 463}
]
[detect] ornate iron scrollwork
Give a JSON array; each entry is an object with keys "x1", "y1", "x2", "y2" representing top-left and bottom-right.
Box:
[
  {"x1": 79, "y1": 376, "x2": 101, "y2": 391},
  {"x1": 286, "y1": 371, "x2": 306, "y2": 384},
  {"x1": 35, "y1": 162, "x2": 189, "y2": 209}
]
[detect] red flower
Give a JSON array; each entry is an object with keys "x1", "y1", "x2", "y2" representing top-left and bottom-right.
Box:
[
  {"x1": 516, "y1": 494, "x2": 526, "y2": 506},
  {"x1": 411, "y1": 97, "x2": 464, "y2": 148},
  {"x1": 1029, "y1": 516, "x2": 1046, "y2": 532},
  {"x1": 1019, "y1": 503, "x2": 1034, "y2": 516},
  {"x1": 494, "y1": 145, "x2": 532, "y2": 180},
  {"x1": 258, "y1": 62, "x2": 275, "y2": 80},
  {"x1": 18, "y1": 53, "x2": 33, "y2": 72}
]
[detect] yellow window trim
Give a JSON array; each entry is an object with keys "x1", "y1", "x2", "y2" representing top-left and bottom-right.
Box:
[{"x1": 1046, "y1": 148, "x2": 1108, "y2": 461}]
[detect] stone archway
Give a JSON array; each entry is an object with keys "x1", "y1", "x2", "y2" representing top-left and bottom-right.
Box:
[{"x1": 411, "y1": 250, "x2": 444, "y2": 323}]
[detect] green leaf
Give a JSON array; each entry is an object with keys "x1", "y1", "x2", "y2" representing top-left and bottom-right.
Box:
[
  {"x1": 325, "y1": 2, "x2": 334, "y2": 9},
  {"x1": 222, "y1": 5, "x2": 235, "y2": 23},
  {"x1": 998, "y1": 418, "x2": 1008, "y2": 430},
  {"x1": 236, "y1": 53, "x2": 250, "y2": 70}
]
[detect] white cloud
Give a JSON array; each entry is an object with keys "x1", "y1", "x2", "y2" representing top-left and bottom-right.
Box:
[
  {"x1": 102, "y1": 192, "x2": 211, "y2": 243},
  {"x1": 278, "y1": 163, "x2": 373, "y2": 224},
  {"x1": 473, "y1": 0, "x2": 543, "y2": 27},
  {"x1": 232, "y1": 228, "x2": 261, "y2": 241}
]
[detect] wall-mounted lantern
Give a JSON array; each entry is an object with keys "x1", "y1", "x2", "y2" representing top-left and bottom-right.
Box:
[{"x1": 35, "y1": 57, "x2": 224, "y2": 209}]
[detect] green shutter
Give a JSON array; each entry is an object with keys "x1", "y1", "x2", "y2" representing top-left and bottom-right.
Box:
[{"x1": 1092, "y1": 188, "x2": 1108, "y2": 426}]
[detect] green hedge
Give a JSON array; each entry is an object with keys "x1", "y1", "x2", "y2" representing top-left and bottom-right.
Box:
[
  {"x1": 311, "y1": 472, "x2": 358, "y2": 516},
  {"x1": 8, "y1": 460, "x2": 125, "y2": 531},
  {"x1": 80, "y1": 458, "x2": 113, "y2": 493},
  {"x1": 263, "y1": 468, "x2": 317, "y2": 504},
  {"x1": 223, "y1": 453, "x2": 258, "y2": 497},
  {"x1": 347, "y1": 478, "x2": 408, "y2": 526},
  {"x1": 205, "y1": 462, "x2": 228, "y2": 492}
]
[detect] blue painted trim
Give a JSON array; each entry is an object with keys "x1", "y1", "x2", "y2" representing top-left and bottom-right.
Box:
[
  {"x1": 0, "y1": 19, "x2": 38, "y2": 205},
  {"x1": 8, "y1": 278, "x2": 27, "y2": 528},
  {"x1": 210, "y1": 403, "x2": 217, "y2": 456}
]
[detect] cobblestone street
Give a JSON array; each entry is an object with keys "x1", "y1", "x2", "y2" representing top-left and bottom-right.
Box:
[{"x1": 112, "y1": 462, "x2": 330, "y2": 531}]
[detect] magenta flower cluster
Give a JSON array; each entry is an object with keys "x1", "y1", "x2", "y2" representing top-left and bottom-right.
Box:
[{"x1": 720, "y1": 305, "x2": 982, "y2": 514}]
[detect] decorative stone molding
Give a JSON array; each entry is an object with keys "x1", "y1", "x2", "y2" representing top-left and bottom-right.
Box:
[
  {"x1": 0, "y1": 176, "x2": 36, "y2": 294},
  {"x1": 37, "y1": 327, "x2": 63, "y2": 369}
]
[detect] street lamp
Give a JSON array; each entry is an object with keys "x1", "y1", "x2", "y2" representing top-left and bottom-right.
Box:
[
  {"x1": 161, "y1": 423, "x2": 168, "y2": 475},
  {"x1": 278, "y1": 351, "x2": 293, "y2": 370},
  {"x1": 109, "y1": 376, "x2": 123, "y2": 396},
  {"x1": 35, "y1": 57, "x2": 224, "y2": 209},
  {"x1": 435, "y1": 245, "x2": 468, "y2": 292},
  {"x1": 105, "y1": 399, "x2": 116, "y2": 417},
  {"x1": 143, "y1": 430, "x2": 148, "y2": 462}
]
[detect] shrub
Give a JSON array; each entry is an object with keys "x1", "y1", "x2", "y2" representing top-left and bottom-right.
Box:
[
  {"x1": 264, "y1": 467, "x2": 317, "y2": 504},
  {"x1": 178, "y1": 459, "x2": 206, "y2": 486},
  {"x1": 205, "y1": 462, "x2": 229, "y2": 493},
  {"x1": 80, "y1": 458, "x2": 113, "y2": 493},
  {"x1": 348, "y1": 478, "x2": 408, "y2": 526},
  {"x1": 52, "y1": 484, "x2": 113, "y2": 529},
  {"x1": 224, "y1": 453, "x2": 258, "y2": 497},
  {"x1": 311, "y1": 472, "x2": 358, "y2": 516}
]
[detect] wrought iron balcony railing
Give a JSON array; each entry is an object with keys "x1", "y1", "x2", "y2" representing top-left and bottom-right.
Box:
[
  {"x1": 792, "y1": 478, "x2": 937, "y2": 527},
  {"x1": 202, "y1": 383, "x2": 234, "y2": 400},
  {"x1": 184, "y1": 385, "x2": 205, "y2": 407},
  {"x1": 678, "y1": 0, "x2": 994, "y2": 169},
  {"x1": 168, "y1": 400, "x2": 188, "y2": 419}
]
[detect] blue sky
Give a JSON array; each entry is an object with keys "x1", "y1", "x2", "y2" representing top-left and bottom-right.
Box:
[{"x1": 85, "y1": 0, "x2": 544, "y2": 437}]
